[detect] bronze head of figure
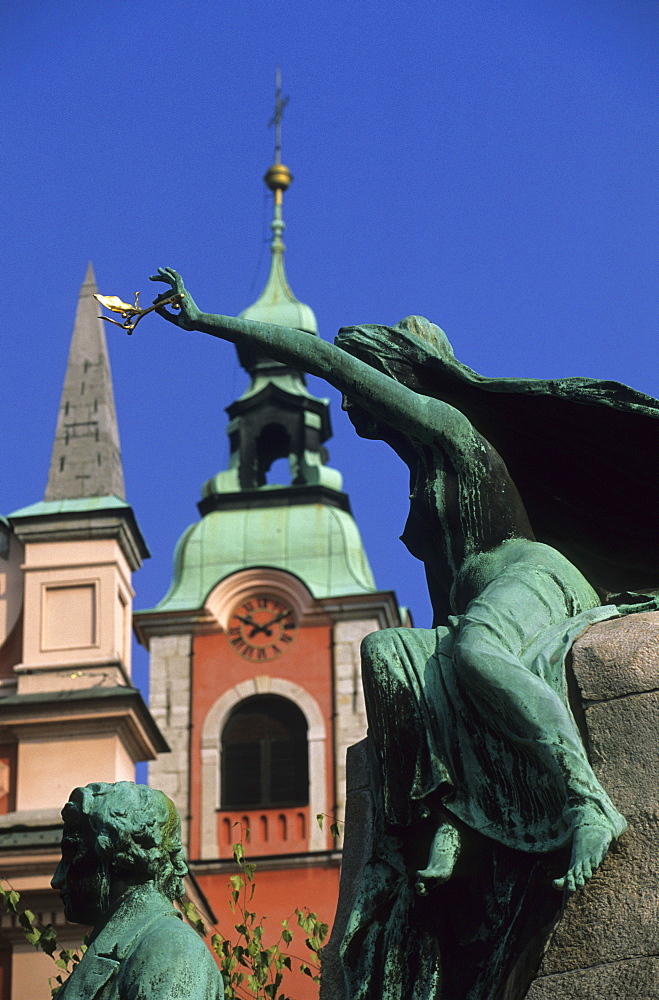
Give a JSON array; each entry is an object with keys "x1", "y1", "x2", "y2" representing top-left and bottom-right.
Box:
[
  {"x1": 51, "y1": 782, "x2": 222, "y2": 999},
  {"x1": 52, "y1": 782, "x2": 187, "y2": 926}
]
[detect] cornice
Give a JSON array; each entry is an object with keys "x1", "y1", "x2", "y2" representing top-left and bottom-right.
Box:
[
  {"x1": 9, "y1": 505, "x2": 149, "y2": 571},
  {"x1": 0, "y1": 685, "x2": 168, "y2": 758}
]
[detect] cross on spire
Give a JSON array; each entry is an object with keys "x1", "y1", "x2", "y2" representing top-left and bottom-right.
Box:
[{"x1": 268, "y1": 67, "x2": 289, "y2": 165}]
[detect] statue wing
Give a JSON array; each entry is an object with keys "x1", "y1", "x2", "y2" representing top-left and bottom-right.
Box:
[{"x1": 425, "y1": 365, "x2": 659, "y2": 594}]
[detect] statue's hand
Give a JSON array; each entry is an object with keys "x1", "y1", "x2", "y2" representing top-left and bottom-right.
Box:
[{"x1": 149, "y1": 267, "x2": 201, "y2": 330}]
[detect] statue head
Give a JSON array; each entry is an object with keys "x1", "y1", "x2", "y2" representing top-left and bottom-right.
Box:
[
  {"x1": 335, "y1": 316, "x2": 459, "y2": 440},
  {"x1": 51, "y1": 782, "x2": 188, "y2": 926},
  {"x1": 335, "y1": 316, "x2": 456, "y2": 390}
]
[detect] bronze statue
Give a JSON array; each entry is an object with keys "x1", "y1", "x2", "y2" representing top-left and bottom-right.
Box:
[
  {"x1": 151, "y1": 269, "x2": 659, "y2": 999},
  {"x1": 51, "y1": 782, "x2": 223, "y2": 999}
]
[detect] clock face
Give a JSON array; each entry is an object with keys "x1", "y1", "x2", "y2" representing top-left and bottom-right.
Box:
[{"x1": 227, "y1": 596, "x2": 297, "y2": 662}]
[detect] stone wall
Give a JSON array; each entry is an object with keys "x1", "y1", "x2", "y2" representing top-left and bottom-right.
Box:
[
  {"x1": 147, "y1": 633, "x2": 192, "y2": 844},
  {"x1": 526, "y1": 611, "x2": 659, "y2": 999},
  {"x1": 332, "y1": 618, "x2": 374, "y2": 838}
]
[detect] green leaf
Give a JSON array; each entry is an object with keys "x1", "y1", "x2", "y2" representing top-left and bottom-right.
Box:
[
  {"x1": 232, "y1": 842, "x2": 245, "y2": 863},
  {"x1": 3, "y1": 889, "x2": 21, "y2": 914},
  {"x1": 38, "y1": 924, "x2": 58, "y2": 957},
  {"x1": 316, "y1": 813, "x2": 324, "y2": 830},
  {"x1": 19, "y1": 908, "x2": 36, "y2": 928},
  {"x1": 180, "y1": 900, "x2": 207, "y2": 936},
  {"x1": 295, "y1": 910, "x2": 314, "y2": 934}
]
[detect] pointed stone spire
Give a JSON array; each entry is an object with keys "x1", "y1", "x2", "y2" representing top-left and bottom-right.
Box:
[{"x1": 45, "y1": 262, "x2": 125, "y2": 501}]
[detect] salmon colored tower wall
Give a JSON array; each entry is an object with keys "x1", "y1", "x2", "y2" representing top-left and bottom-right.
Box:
[{"x1": 189, "y1": 623, "x2": 335, "y2": 860}]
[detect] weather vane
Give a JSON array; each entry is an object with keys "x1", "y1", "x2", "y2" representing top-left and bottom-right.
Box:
[
  {"x1": 94, "y1": 290, "x2": 183, "y2": 334},
  {"x1": 268, "y1": 66, "x2": 289, "y2": 164}
]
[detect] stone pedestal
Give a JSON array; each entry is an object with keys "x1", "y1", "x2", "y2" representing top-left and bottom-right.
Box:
[
  {"x1": 527, "y1": 611, "x2": 659, "y2": 999},
  {"x1": 321, "y1": 612, "x2": 659, "y2": 1000}
]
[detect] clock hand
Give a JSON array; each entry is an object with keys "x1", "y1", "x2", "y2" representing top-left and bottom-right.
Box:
[
  {"x1": 260, "y1": 610, "x2": 292, "y2": 630},
  {"x1": 236, "y1": 613, "x2": 273, "y2": 636},
  {"x1": 249, "y1": 624, "x2": 272, "y2": 638},
  {"x1": 236, "y1": 613, "x2": 274, "y2": 638},
  {"x1": 235, "y1": 609, "x2": 292, "y2": 638},
  {"x1": 236, "y1": 614, "x2": 258, "y2": 628}
]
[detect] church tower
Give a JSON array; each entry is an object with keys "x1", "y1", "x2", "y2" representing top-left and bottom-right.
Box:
[
  {"x1": 0, "y1": 264, "x2": 166, "y2": 998},
  {"x1": 134, "y1": 108, "x2": 405, "y2": 978}
]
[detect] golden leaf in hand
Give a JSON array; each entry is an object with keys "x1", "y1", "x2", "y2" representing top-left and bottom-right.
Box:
[{"x1": 94, "y1": 294, "x2": 139, "y2": 316}]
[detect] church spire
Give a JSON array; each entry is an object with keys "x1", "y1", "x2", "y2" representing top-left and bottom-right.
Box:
[
  {"x1": 45, "y1": 262, "x2": 125, "y2": 501},
  {"x1": 199, "y1": 76, "x2": 342, "y2": 503},
  {"x1": 141, "y1": 80, "x2": 378, "y2": 618},
  {"x1": 239, "y1": 70, "x2": 318, "y2": 339}
]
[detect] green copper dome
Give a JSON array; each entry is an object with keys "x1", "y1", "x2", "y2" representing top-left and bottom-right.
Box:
[
  {"x1": 239, "y1": 243, "x2": 318, "y2": 334},
  {"x1": 150, "y1": 502, "x2": 376, "y2": 613}
]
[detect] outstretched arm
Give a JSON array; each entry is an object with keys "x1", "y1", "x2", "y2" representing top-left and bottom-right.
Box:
[
  {"x1": 151, "y1": 267, "x2": 343, "y2": 383},
  {"x1": 151, "y1": 268, "x2": 473, "y2": 451}
]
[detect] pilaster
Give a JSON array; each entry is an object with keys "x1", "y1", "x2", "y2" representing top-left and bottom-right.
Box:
[{"x1": 146, "y1": 634, "x2": 193, "y2": 845}]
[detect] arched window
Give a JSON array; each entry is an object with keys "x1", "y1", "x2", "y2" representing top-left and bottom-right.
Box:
[
  {"x1": 257, "y1": 422, "x2": 291, "y2": 485},
  {"x1": 221, "y1": 695, "x2": 308, "y2": 809}
]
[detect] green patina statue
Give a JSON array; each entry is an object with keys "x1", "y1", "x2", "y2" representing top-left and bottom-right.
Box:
[
  {"x1": 51, "y1": 782, "x2": 223, "y2": 999},
  {"x1": 152, "y1": 269, "x2": 659, "y2": 999}
]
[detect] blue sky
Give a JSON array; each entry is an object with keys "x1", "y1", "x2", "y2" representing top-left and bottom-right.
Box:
[{"x1": 2, "y1": 0, "x2": 657, "y2": 696}]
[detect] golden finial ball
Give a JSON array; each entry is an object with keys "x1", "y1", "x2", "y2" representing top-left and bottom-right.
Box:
[{"x1": 264, "y1": 163, "x2": 293, "y2": 192}]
